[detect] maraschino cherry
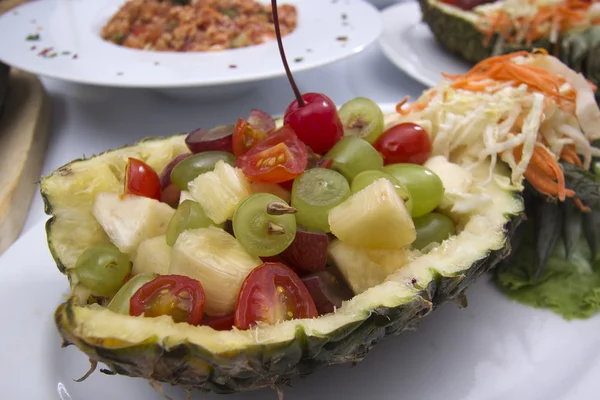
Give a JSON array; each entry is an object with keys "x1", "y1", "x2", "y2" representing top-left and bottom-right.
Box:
[{"x1": 271, "y1": 0, "x2": 344, "y2": 155}]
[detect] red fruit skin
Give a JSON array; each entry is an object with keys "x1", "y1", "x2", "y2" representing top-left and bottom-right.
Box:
[
  {"x1": 283, "y1": 93, "x2": 344, "y2": 155},
  {"x1": 247, "y1": 109, "x2": 276, "y2": 132},
  {"x1": 185, "y1": 126, "x2": 234, "y2": 154},
  {"x1": 301, "y1": 271, "x2": 354, "y2": 315},
  {"x1": 374, "y1": 123, "x2": 432, "y2": 166},
  {"x1": 159, "y1": 154, "x2": 191, "y2": 207},
  {"x1": 278, "y1": 229, "x2": 329, "y2": 273},
  {"x1": 200, "y1": 313, "x2": 235, "y2": 331}
]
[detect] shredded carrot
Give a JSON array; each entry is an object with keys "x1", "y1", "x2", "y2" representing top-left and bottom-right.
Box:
[
  {"x1": 573, "y1": 197, "x2": 592, "y2": 213},
  {"x1": 512, "y1": 144, "x2": 570, "y2": 201},
  {"x1": 443, "y1": 52, "x2": 576, "y2": 112},
  {"x1": 476, "y1": 0, "x2": 594, "y2": 47},
  {"x1": 560, "y1": 145, "x2": 583, "y2": 167},
  {"x1": 395, "y1": 96, "x2": 410, "y2": 115}
]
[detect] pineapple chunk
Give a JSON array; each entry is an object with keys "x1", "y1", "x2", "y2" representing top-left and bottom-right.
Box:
[
  {"x1": 170, "y1": 226, "x2": 261, "y2": 316},
  {"x1": 424, "y1": 156, "x2": 491, "y2": 214},
  {"x1": 248, "y1": 181, "x2": 291, "y2": 203},
  {"x1": 179, "y1": 190, "x2": 195, "y2": 205},
  {"x1": 188, "y1": 160, "x2": 251, "y2": 224},
  {"x1": 92, "y1": 193, "x2": 175, "y2": 254},
  {"x1": 328, "y1": 179, "x2": 416, "y2": 250},
  {"x1": 132, "y1": 235, "x2": 171, "y2": 275},
  {"x1": 329, "y1": 239, "x2": 417, "y2": 294},
  {"x1": 424, "y1": 156, "x2": 472, "y2": 194}
]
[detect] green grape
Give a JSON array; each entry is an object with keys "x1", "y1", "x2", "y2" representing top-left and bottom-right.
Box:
[
  {"x1": 291, "y1": 168, "x2": 350, "y2": 233},
  {"x1": 233, "y1": 193, "x2": 297, "y2": 257},
  {"x1": 74, "y1": 244, "x2": 132, "y2": 297},
  {"x1": 171, "y1": 151, "x2": 236, "y2": 190},
  {"x1": 412, "y1": 212, "x2": 456, "y2": 250},
  {"x1": 323, "y1": 137, "x2": 383, "y2": 181},
  {"x1": 107, "y1": 273, "x2": 157, "y2": 314},
  {"x1": 593, "y1": 161, "x2": 600, "y2": 176},
  {"x1": 166, "y1": 200, "x2": 214, "y2": 246},
  {"x1": 350, "y1": 170, "x2": 413, "y2": 214},
  {"x1": 383, "y1": 164, "x2": 444, "y2": 217},
  {"x1": 338, "y1": 97, "x2": 385, "y2": 144}
]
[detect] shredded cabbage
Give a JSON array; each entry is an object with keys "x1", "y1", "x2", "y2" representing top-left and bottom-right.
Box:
[{"x1": 386, "y1": 53, "x2": 600, "y2": 199}]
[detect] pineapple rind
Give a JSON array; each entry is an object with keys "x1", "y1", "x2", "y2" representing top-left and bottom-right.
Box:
[{"x1": 44, "y1": 132, "x2": 524, "y2": 393}]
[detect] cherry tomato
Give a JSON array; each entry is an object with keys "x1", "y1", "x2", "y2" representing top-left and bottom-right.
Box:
[
  {"x1": 125, "y1": 158, "x2": 161, "y2": 200},
  {"x1": 232, "y1": 118, "x2": 269, "y2": 157},
  {"x1": 200, "y1": 314, "x2": 235, "y2": 331},
  {"x1": 130, "y1": 275, "x2": 205, "y2": 326},
  {"x1": 440, "y1": 0, "x2": 496, "y2": 10},
  {"x1": 374, "y1": 123, "x2": 432, "y2": 165},
  {"x1": 236, "y1": 126, "x2": 308, "y2": 183},
  {"x1": 283, "y1": 93, "x2": 344, "y2": 155},
  {"x1": 234, "y1": 262, "x2": 318, "y2": 330}
]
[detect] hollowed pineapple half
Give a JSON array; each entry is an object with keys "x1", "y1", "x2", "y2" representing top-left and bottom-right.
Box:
[
  {"x1": 42, "y1": 129, "x2": 523, "y2": 393},
  {"x1": 418, "y1": 0, "x2": 600, "y2": 101}
]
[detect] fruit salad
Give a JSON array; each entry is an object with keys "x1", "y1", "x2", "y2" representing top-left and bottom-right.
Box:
[{"x1": 76, "y1": 99, "x2": 480, "y2": 330}]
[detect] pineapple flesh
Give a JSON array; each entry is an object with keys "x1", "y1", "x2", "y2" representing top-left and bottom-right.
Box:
[
  {"x1": 329, "y1": 239, "x2": 418, "y2": 294},
  {"x1": 169, "y1": 226, "x2": 262, "y2": 316},
  {"x1": 92, "y1": 193, "x2": 175, "y2": 255},
  {"x1": 188, "y1": 160, "x2": 252, "y2": 224},
  {"x1": 132, "y1": 235, "x2": 172, "y2": 275},
  {"x1": 328, "y1": 179, "x2": 416, "y2": 250}
]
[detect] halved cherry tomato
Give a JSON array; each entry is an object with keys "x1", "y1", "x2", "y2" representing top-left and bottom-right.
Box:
[
  {"x1": 125, "y1": 157, "x2": 161, "y2": 200},
  {"x1": 232, "y1": 118, "x2": 268, "y2": 157},
  {"x1": 130, "y1": 275, "x2": 205, "y2": 326},
  {"x1": 234, "y1": 262, "x2": 318, "y2": 330},
  {"x1": 374, "y1": 123, "x2": 432, "y2": 165},
  {"x1": 236, "y1": 126, "x2": 308, "y2": 183},
  {"x1": 200, "y1": 313, "x2": 235, "y2": 331}
]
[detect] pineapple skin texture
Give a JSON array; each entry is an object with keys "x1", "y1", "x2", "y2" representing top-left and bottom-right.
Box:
[{"x1": 44, "y1": 134, "x2": 524, "y2": 394}]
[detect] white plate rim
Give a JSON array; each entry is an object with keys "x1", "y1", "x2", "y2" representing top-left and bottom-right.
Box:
[
  {"x1": 0, "y1": 0, "x2": 382, "y2": 88},
  {"x1": 378, "y1": 1, "x2": 471, "y2": 88}
]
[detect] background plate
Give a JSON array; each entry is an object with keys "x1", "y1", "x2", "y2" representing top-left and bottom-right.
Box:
[
  {"x1": 0, "y1": 0, "x2": 382, "y2": 88},
  {"x1": 379, "y1": 1, "x2": 470, "y2": 88}
]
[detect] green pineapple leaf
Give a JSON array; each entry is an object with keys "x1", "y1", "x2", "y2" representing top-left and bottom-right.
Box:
[{"x1": 562, "y1": 162, "x2": 600, "y2": 209}]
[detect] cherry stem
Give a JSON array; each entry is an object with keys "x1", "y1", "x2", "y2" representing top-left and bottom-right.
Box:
[{"x1": 271, "y1": 0, "x2": 304, "y2": 107}]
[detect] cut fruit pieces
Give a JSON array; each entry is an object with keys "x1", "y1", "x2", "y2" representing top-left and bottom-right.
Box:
[
  {"x1": 132, "y1": 235, "x2": 171, "y2": 275},
  {"x1": 328, "y1": 178, "x2": 416, "y2": 250},
  {"x1": 92, "y1": 193, "x2": 175, "y2": 255},
  {"x1": 169, "y1": 226, "x2": 262, "y2": 316},
  {"x1": 188, "y1": 160, "x2": 252, "y2": 224},
  {"x1": 329, "y1": 239, "x2": 418, "y2": 294}
]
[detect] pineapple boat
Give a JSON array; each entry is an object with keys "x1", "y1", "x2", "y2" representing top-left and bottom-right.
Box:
[
  {"x1": 42, "y1": 49, "x2": 600, "y2": 394},
  {"x1": 419, "y1": 0, "x2": 600, "y2": 101}
]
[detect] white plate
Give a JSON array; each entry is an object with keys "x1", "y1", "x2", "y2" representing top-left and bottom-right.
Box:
[
  {"x1": 379, "y1": 1, "x2": 470, "y2": 87},
  {"x1": 0, "y1": 0, "x2": 381, "y2": 89},
  {"x1": 2, "y1": 102, "x2": 600, "y2": 399}
]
